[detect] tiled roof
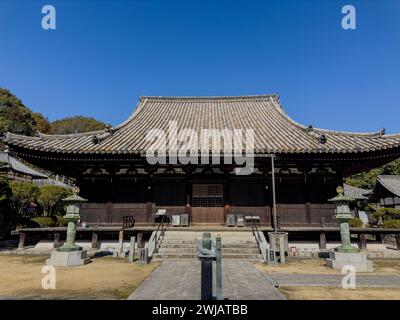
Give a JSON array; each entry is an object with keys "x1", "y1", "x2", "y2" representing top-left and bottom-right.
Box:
[
  {"x1": 33, "y1": 178, "x2": 73, "y2": 189},
  {"x1": 0, "y1": 151, "x2": 47, "y2": 178},
  {"x1": 343, "y1": 183, "x2": 371, "y2": 200},
  {"x1": 376, "y1": 175, "x2": 400, "y2": 197},
  {"x1": 3, "y1": 95, "x2": 400, "y2": 155}
]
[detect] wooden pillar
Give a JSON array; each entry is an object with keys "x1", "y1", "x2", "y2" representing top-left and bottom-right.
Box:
[
  {"x1": 137, "y1": 232, "x2": 143, "y2": 249},
  {"x1": 146, "y1": 202, "x2": 153, "y2": 223},
  {"x1": 119, "y1": 229, "x2": 124, "y2": 253},
  {"x1": 53, "y1": 232, "x2": 60, "y2": 248},
  {"x1": 319, "y1": 232, "x2": 327, "y2": 250},
  {"x1": 305, "y1": 202, "x2": 312, "y2": 224},
  {"x1": 91, "y1": 232, "x2": 98, "y2": 249},
  {"x1": 358, "y1": 233, "x2": 367, "y2": 251},
  {"x1": 18, "y1": 232, "x2": 26, "y2": 249},
  {"x1": 396, "y1": 233, "x2": 400, "y2": 251},
  {"x1": 376, "y1": 233, "x2": 383, "y2": 243}
]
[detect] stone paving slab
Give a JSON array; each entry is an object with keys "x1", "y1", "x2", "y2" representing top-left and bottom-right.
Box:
[
  {"x1": 129, "y1": 260, "x2": 285, "y2": 300},
  {"x1": 270, "y1": 273, "x2": 400, "y2": 288}
]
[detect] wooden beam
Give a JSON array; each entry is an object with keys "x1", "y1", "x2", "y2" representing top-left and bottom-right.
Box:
[{"x1": 396, "y1": 233, "x2": 400, "y2": 251}]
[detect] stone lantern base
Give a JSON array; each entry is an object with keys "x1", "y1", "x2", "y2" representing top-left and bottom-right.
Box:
[
  {"x1": 326, "y1": 251, "x2": 373, "y2": 272},
  {"x1": 46, "y1": 249, "x2": 91, "y2": 267}
]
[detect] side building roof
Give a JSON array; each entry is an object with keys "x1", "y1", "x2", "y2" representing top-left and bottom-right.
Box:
[{"x1": 374, "y1": 175, "x2": 400, "y2": 198}]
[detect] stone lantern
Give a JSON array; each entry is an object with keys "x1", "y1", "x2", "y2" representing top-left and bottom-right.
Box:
[
  {"x1": 46, "y1": 187, "x2": 91, "y2": 267},
  {"x1": 58, "y1": 187, "x2": 87, "y2": 252},
  {"x1": 326, "y1": 186, "x2": 373, "y2": 272},
  {"x1": 328, "y1": 186, "x2": 358, "y2": 253}
]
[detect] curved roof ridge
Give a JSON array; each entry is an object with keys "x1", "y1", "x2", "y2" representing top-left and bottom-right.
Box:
[
  {"x1": 112, "y1": 97, "x2": 149, "y2": 131},
  {"x1": 271, "y1": 98, "x2": 385, "y2": 138},
  {"x1": 139, "y1": 94, "x2": 279, "y2": 102}
]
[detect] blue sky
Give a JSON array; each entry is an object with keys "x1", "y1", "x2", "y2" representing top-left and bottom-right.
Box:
[{"x1": 0, "y1": 0, "x2": 399, "y2": 133}]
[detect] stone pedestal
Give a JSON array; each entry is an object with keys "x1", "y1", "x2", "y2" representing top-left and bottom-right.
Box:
[
  {"x1": 46, "y1": 249, "x2": 91, "y2": 267},
  {"x1": 326, "y1": 251, "x2": 373, "y2": 272}
]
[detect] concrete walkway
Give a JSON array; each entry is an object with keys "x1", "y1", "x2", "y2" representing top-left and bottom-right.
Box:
[
  {"x1": 270, "y1": 273, "x2": 400, "y2": 288},
  {"x1": 129, "y1": 260, "x2": 285, "y2": 300}
]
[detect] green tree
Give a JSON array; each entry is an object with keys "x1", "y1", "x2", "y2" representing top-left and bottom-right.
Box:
[
  {"x1": 50, "y1": 116, "x2": 108, "y2": 134},
  {"x1": 32, "y1": 112, "x2": 51, "y2": 134},
  {"x1": 0, "y1": 176, "x2": 14, "y2": 235},
  {"x1": 37, "y1": 185, "x2": 72, "y2": 216},
  {"x1": 0, "y1": 88, "x2": 37, "y2": 136},
  {"x1": 9, "y1": 181, "x2": 40, "y2": 216},
  {"x1": 346, "y1": 158, "x2": 400, "y2": 189}
]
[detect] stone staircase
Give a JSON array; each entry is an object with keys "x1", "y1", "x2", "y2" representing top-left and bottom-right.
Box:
[{"x1": 152, "y1": 230, "x2": 263, "y2": 260}]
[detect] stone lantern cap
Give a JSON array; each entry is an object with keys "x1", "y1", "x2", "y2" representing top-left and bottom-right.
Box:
[
  {"x1": 62, "y1": 187, "x2": 88, "y2": 203},
  {"x1": 62, "y1": 187, "x2": 87, "y2": 222},
  {"x1": 62, "y1": 193, "x2": 88, "y2": 203},
  {"x1": 328, "y1": 186, "x2": 354, "y2": 219},
  {"x1": 328, "y1": 186, "x2": 354, "y2": 203}
]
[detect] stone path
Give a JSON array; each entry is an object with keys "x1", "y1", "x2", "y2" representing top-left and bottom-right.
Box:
[
  {"x1": 270, "y1": 273, "x2": 400, "y2": 288},
  {"x1": 129, "y1": 260, "x2": 285, "y2": 300}
]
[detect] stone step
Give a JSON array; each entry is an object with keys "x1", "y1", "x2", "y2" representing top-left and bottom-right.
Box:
[
  {"x1": 159, "y1": 243, "x2": 258, "y2": 250},
  {"x1": 161, "y1": 239, "x2": 256, "y2": 244},
  {"x1": 158, "y1": 248, "x2": 261, "y2": 254},
  {"x1": 153, "y1": 253, "x2": 263, "y2": 260}
]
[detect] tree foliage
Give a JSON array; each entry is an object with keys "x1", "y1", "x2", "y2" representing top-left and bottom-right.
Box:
[
  {"x1": 345, "y1": 158, "x2": 400, "y2": 190},
  {"x1": 0, "y1": 176, "x2": 14, "y2": 234},
  {"x1": 32, "y1": 112, "x2": 51, "y2": 133},
  {"x1": 0, "y1": 88, "x2": 38, "y2": 136},
  {"x1": 50, "y1": 116, "x2": 108, "y2": 134},
  {"x1": 9, "y1": 181, "x2": 40, "y2": 216},
  {"x1": 37, "y1": 185, "x2": 72, "y2": 216}
]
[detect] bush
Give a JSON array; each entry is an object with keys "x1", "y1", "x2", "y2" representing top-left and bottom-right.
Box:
[
  {"x1": 55, "y1": 215, "x2": 68, "y2": 227},
  {"x1": 349, "y1": 217, "x2": 363, "y2": 228},
  {"x1": 383, "y1": 220, "x2": 400, "y2": 229},
  {"x1": 30, "y1": 216, "x2": 55, "y2": 228},
  {"x1": 374, "y1": 208, "x2": 400, "y2": 219}
]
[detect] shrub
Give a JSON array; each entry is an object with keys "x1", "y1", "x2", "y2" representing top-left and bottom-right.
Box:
[
  {"x1": 30, "y1": 216, "x2": 55, "y2": 228},
  {"x1": 37, "y1": 185, "x2": 72, "y2": 216},
  {"x1": 349, "y1": 217, "x2": 363, "y2": 228},
  {"x1": 55, "y1": 215, "x2": 68, "y2": 227},
  {"x1": 383, "y1": 220, "x2": 400, "y2": 229}
]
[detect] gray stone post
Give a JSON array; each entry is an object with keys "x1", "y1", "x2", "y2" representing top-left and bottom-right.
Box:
[
  {"x1": 53, "y1": 232, "x2": 60, "y2": 248},
  {"x1": 319, "y1": 232, "x2": 327, "y2": 250},
  {"x1": 215, "y1": 236, "x2": 222, "y2": 300},
  {"x1": 137, "y1": 232, "x2": 143, "y2": 249},
  {"x1": 129, "y1": 236, "x2": 136, "y2": 262},
  {"x1": 358, "y1": 233, "x2": 367, "y2": 251},
  {"x1": 203, "y1": 233, "x2": 212, "y2": 250},
  {"x1": 91, "y1": 232, "x2": 98, "y2": 249},
  {"x1": 18, "y1": 232, "x2": 26, "y2": 250}
]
